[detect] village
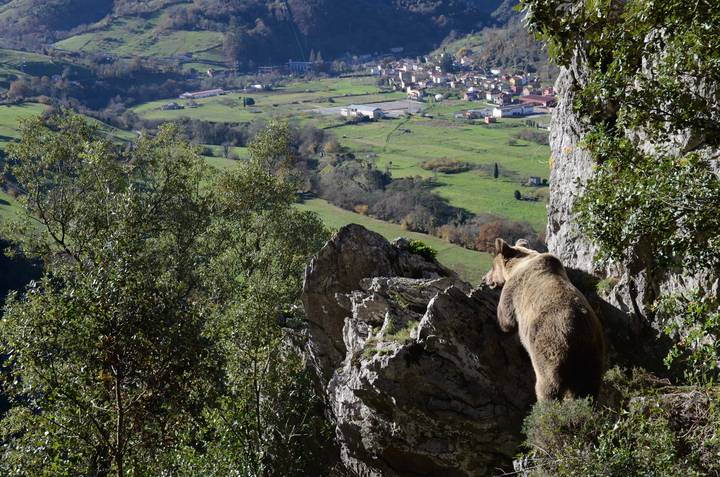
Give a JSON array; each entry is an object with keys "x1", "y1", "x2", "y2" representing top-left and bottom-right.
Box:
[
  {"x1": 368, "y1": 53, "x2": 556, "y2": 121},
  {"x1": 167, "y1": 52, "x2": 556, "y2": 124}
]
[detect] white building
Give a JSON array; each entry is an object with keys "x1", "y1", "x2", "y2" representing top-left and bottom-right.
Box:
[
  {"x1": 492, "y1": 104, "x2": 534, "y2": 118},
  {"x1": 179, "y1": 88, "x2": 225, "y2": 100},
  {"x1": 341, "y1": 104, "x2": 384, "y2": 120}
]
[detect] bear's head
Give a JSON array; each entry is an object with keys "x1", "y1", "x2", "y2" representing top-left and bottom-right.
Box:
[{"x1": 483, "y1": 238, "x2": 540, "y2": 288}]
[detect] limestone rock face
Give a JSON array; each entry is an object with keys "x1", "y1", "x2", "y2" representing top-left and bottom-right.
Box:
[
  {"x1": 547, "y1": 57, "x2": 719, "y2": 365},
  {"x1": 302, "y1": 225, "x2": 535, "y2": 476}
]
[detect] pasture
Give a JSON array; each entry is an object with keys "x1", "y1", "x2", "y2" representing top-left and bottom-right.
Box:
[
  {"x1": 330, "y1": 109, "x2": 550, "y2": 231},
  {"x1": 130, "y1": 77, "x2": 404, "y2": 122},
  {"x1": 54, "y1": 10, "x2": 226, "y2": 67},
  {"x1": 296, "y1": 198, "x2": 493, "y2": 284}
]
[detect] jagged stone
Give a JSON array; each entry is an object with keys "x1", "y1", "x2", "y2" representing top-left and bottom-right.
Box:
[{"x1": 303, "y1": 225, "x2": 535, "y2": 476}]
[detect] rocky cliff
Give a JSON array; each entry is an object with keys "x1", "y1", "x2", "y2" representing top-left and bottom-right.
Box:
[
  {"x1": 547, "y1": 50, "x2": 719, "y2": 371},
  {"x1": 302, "y1": 225, "x2": 535, "y2": 476}
]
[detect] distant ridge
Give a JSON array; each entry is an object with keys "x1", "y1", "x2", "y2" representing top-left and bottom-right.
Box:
[{"x1": 0, "y1": 0, "x2": 511, "y2": 62}]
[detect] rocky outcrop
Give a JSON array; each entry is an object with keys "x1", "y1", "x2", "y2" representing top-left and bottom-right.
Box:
[
  {"x1": 547, "y1": 54, "x2": 720, "y2": 371},
  {"x1": 302, "y1": 225, "x2": 535, "y2": 476}
]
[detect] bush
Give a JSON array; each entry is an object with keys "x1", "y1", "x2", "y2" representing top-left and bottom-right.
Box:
[
  {"x1": 420, "y1": 157, "x2": 471, "y2": 174},
  {"x1": 514, "y1": 129, "x2": 550, "y2": 145},
  {"x1": 520, "y1": 369, "x2": 720, "y2": 477},
  {"x1": 656, "y1": 290, "x2": 720, "y2": 386},
  {"x1": 473, "y1": 218, "x2": 540, "y2": 252},
  {"x1": 408, "y1": 240, "x2": 437, "y2": 261}
]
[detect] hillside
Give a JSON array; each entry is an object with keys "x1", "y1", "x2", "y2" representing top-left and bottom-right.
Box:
[{"x1": 1, "y1": 0, "x2": 510, "y2": 67}]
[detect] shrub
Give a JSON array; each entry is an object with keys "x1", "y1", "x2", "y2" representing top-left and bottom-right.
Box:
[
  {"x1": 473, "y1": 218, "x2": 540, "y2": 252},
  {"x1": 595, "y1": 277, "x2": 619, "y2": 296},
  {"x1": 656, "y1": 290, "x2": 720, "y2": 386},
  {"x1": 514, "y1": 129, "x2": 550, "y2": 145},
  {"x1": 520, "y1": 368, "x2": 720, "y2": 477},
  {"x1": 354, "y1": 204, "x2": 369, "y2": 215},
  {"x1": 420, "y1": 157, "x2": 471, "y2": 174},
  {"x1": 408, "y1": 240, "x2": 437, "y2": 261}
]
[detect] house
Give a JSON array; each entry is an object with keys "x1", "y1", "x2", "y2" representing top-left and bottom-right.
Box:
[
  {"x1": 492, "y1": 104, "x2": 534, "y2": 118},
  {"x1": 464, "y1": 87, "x2": 480, "y2": 101},
  {"x1": 411, "y1": 72, "x2": 429, "y2": 83},
  {"x1": 543, "y1": 87, "x2": 555, "y2": 96},
  {"x1": 484, "y1": 116, "x2": 496, "y2": 124},
  {"x1": 492, "y1": 92, "x2": 513, "y2": 106},
  {"x1": 518, "y1": 95, "x2": 558, "y2": 108},
  {"x1": 464, "y1": 109, "x2": 491, "y2": 119},
  {"x1": 288, "y1": 60, "x2": 314, "y2": 73},
  {"x1": 161, "y1": 102, "x2": 184, "y2": 111},
  {"x1": 258, "y1": 65, "x2": 282, "y2": 75},
  {"x1": 407, "y1": 87, "x2": 425, "y2": 101},
  {"x1": 341, "y1": 104, "x2": 384, "y2": 120},
  {"x1": 527, "y1": 176, "x2": 543, "y2": 186},
  {"x1": 179, "y1": 88, "x2": 225, "y2": 100}
]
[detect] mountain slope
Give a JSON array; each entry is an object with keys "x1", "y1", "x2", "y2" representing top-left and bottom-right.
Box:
[{"x1": 2, "y1": 0, "x2": 508, "y2": 65}]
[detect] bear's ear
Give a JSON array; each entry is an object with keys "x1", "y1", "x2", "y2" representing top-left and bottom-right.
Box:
[
  {"x1": 495, "y1": 238, "x2": 518, "y2": 259},
  {"x1": 495, "y1": 238, "x2": 505, "y2": 255},
  {"x1": 495, "y1": 238, "x2": 515, "y2": 257}
]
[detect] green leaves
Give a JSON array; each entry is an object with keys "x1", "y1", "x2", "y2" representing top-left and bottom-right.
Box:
[{"x1": 1, "y1": 112, "x2": 331, "y2": 475}]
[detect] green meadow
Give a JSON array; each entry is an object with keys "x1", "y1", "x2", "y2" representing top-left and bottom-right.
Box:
[
  {"x1": 0, "y1": 48, "x2": 72, "y2": 89},
  {"x1": 129, "y1": 77, "x2": 404, "y2": 122},
  {"x1": 296, "y1": 198, "x2": 492, "y2": 284},
  {"x1": 330, "y1": 108, "x2": 550, "y2": 230},
  {"x1": 54, "y1": 10, "x2": 225, "y2": 66}
]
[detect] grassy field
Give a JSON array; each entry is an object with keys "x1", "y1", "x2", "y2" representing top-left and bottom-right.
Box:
[
  {"x1": 128, "y1": 80, "x2": 550, "y2": 232},
  {"x1": 1, "y1": 75, "x2": 551, "y2": 278},
  {"x1": 54, "y1": 9, "x2": 226, "y2": 65},
  {"x1": 0, "y1": 48, "x2": 70, "y2": 89},
  {"x1": 0, "y1": 103, "x2": 48, "y2": 143},
  {"x1": 329, "y1": 107, "x2": 550, "y2": 230},
  {"x1": 296, "y1": 198, "x2": 492, "y2": 284},
  {"x1": 130, "y1": 77, "x2": 404, "y2": 122}
]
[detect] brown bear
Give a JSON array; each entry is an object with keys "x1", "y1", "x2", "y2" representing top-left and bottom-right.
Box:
[{"x1": 484, "y1": 238, "x2": 606, "y2": 401}]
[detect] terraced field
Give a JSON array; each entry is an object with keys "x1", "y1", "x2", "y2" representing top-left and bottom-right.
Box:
[{"x1": 54, "y1": 9, "x2": 225, "y2": 69}]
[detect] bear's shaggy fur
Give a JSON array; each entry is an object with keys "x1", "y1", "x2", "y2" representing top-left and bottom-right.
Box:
[{"x1": 484, "y1": 238, "x2": 606, "y2": 401}]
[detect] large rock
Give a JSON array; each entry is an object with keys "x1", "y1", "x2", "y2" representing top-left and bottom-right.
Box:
[
  {"x1": 303, "y1": 225, "x2": 535, "y2": 476},
  {"x1": 547, "y1": 45, "x2": 720, "y2": 370}
]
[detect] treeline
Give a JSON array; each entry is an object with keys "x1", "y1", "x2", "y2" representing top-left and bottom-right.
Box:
[{"x1": 4, "y1": 54, "x2": 190, "y2": 110}]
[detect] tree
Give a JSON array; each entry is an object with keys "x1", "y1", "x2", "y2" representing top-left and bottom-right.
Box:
[
  {"x1": 1, "y1": 114, "x2": 218, "y2": 476},
  {"x1": 439, "y1": 53, "x2": 455, "y2": 73},
  {"x1": 514, "y1": 190, "x2": 522, "y2": 200},
  {"x1": 0, "y1": 112, "x2": 332, "y2": 476},
  {"x1": 493, "y1": 162, "x2": 499, "y2": 179}
]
